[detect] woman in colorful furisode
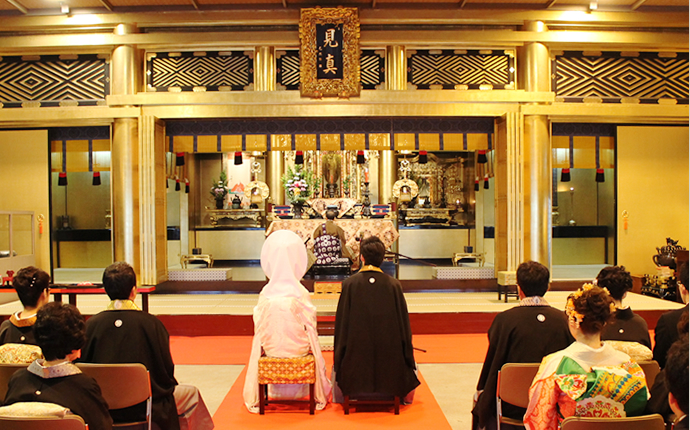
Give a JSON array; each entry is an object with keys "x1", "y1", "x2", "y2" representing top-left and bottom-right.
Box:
[
  {"x1": 524, "y1": 284, "x2": 648, "y2": 430},
  {"x1": 242, "y1": 230, "x2": 331, "y2": 413}
]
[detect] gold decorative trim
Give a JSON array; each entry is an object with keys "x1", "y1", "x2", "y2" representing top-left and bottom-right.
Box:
[
  {"x1": 392, "y1": 179, "x2": 419, "y2": 199},
  {"x1": 299, "y1": 7, "x2": 360, "y2": 98}
]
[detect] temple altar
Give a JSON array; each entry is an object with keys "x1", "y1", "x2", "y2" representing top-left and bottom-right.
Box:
[{"x1": 266, "y1": 219, "x2": 399, "y2": 257}]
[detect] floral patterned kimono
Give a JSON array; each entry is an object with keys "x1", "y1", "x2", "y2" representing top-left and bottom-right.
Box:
[{"x1": 524, "y1": 341, "x2": 648, "y2": 430}]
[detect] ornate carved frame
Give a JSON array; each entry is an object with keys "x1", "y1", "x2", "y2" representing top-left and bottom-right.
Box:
[{"x1": 299, "y1": 7, "x2": 361, "y2": 98}]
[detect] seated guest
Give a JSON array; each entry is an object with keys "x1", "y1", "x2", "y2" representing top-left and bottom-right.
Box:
[
  {"x1": 645, "y1": 309, "x2": 688, "y2": 424},
  {"x1": 598, "y1": 265, "x2": 651, "y2": 348},
  {"x1": 665, "y1": 335, "x2": 689, "y2": 430},
  {"x1": 0, "y1": 266, "x2": 51, "y2": 345},
  {"x1": 243, "y1": 230, "x2": 331, "y2": 412},
  {"x1": 312, "y1": 208, "x2": 353, "y2": 265},
  {"x1": 81, "y1": 262, "x2": 213, "y2": 430},
  {"x1": 654, "y1": 261, "x2": 689, "y2": 369},
  {"x1": 472, "y1": 260, "x2": 572, "y2": 430},
  {"x1": 3, "y1": 302, "x2": 112, "y2": 430},
  {"x1": 333, "y1": 235, "x2": 420, "y2": 403},
  {"x1": 524, "y1": 285, "x2": 648, "y2": 430}
]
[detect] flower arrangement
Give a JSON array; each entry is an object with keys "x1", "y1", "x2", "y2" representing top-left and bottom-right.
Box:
[
  {"x1": 281, "y1": 165, "x2": 317, "y2": 204},
  {"x1": 210, "y1": 171, "x2": 229, "y2": 202}
]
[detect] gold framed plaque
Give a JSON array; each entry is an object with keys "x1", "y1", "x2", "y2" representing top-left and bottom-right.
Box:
[{"x1": 299, "y1": 7, "x2": 360, "y2": 98}]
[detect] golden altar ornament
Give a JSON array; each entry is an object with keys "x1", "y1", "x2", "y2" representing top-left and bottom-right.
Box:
[
  {"x1": 245, "y1": 181, "x2": 270, "y2": 203},
  {"x1": 392, "y1": 179, "x2": 419, "y2": 201}
]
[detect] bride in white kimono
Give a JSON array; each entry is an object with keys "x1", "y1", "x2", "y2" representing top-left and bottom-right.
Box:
[{"x1": 243, "y1": 229, "x2": 332, "y2": 413}]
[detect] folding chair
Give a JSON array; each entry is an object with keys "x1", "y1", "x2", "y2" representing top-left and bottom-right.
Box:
[
  {"x1": 496, "y1": 363, "x2": 540, "y2": 428},
  {"x1": 0, "y1": 363, "x2": 29, "y2": 401},
  {"x1": 560, "y1": 413, "x2": 666, "y2": 430},
  {"x1": 638, "y1": 360, "x2": 661, "y2": 387},
  {"x1": 77, "y1": 363, "x2": 152, "y2": 430},
  {"x1": 0, "y1": 414, "x2": 87, "y2": 430}
]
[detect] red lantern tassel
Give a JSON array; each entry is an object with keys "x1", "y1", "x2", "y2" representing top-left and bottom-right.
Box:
[
  {"x1": 185, "y1": 179, "x2": 190, "y2": 194},
  {"x1": 356, "y1": 150, "x2": 365, "y2": 164},
  {"x1": 419, "y1": 150, "x2": 428, "y2": 164},
  {"x1": 295, "y1": 151, "x2": 304, "y2": 165},
  {"x1": 561, "y1": 168, "x2": 571, "y2": 182},
  {"x1": 92, "y1": 171, "x2": 101, "y2": 186},
  {"x1": 595, "y1": 168, "x2": 605, "y2": 182},
  {"x1": 58, "y1": 172, "x2": 67, "y2": 186},
  {"x1": 234, "y1": 152, "x2": 243, "y2": 165},
  {"x1": 474, "y1": 177, "x2": 479, "y2": 191},
  {"x1": 483, "y1": 174, "x2": 490, "y2": 189},
  {"x1": 175, "y1": 152, "x2": 185, "y2": 166},
  {"x1": 477, "y1": 150, "x2": 488, "y2": 164}
]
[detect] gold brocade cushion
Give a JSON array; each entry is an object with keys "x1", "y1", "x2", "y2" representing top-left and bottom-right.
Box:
[
  {"x1": 0, "y1": 343, "x2": 43, "y2": 364},
  {"x1": 258, "y1": 354, "x2": 316, "y2": 385}
]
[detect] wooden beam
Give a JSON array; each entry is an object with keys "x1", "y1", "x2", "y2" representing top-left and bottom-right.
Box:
[{"x1": 5, "y1": 0, "x2": 28, "y2": 14}]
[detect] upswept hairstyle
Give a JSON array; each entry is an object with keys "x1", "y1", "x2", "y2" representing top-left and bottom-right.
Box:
[
  {"x1": 665, "y1": 335, "x2": 689, "y2": 415},
  {"x1": 12, "y1": 266, "x2": 50, "y2": 308},
  {"x1": 596, "y1": 266, "x2": 633, "y2": 301},
  {"x1": 360, "y1": 235, "x2": 386, "y2": 267},
  {"x1": 102, "y1": 261, "x2": 137, "y2": 300},
  {"x1": 566, "y1": 285, "x2": 615, "y2": 335},
  {"x1": 516, "y1": 261, "x2": 550, "y2": 297},
  {"x1": 34, "y1": 302, "x2": 86, "y2": 361}
]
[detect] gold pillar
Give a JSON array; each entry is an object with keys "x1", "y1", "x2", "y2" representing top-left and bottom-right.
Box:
[
  {"x1": 386, "y1": 46, "x2": 407, "y2": 91},
  {"x1": 266, "y1": 150, "x2": 285, "y2": 205},
  {"x1": 255, "y1": 46, "x2": 275, "y2": 91},
  {"x1": 111, "y1": 23, "x2": 142, "y2": 271},
  {"x1": 112, "y1": 118, "x2": 140, "y2": 268},
  {"x1": 378, "y1": 149, "x2": 397, "y2": 205},
  {"x1": 518, "y1": 21, "x2": 551, "y2": 266}
]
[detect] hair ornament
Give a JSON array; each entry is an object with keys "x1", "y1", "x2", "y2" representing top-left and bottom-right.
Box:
[
  {"x1": 565, "y1": 283, "x2": 595, "y2": 329},
  {"x1": 29, "y1": 274, "x2": 37, "y2": 288}
]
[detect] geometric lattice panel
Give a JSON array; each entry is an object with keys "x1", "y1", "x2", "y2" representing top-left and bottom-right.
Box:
[
  {"x1": 361, "y1": 49, "x2": 385, "y2": 90},
  {"x1": 277, "y1": 50, "x2": 300, "y2": 90},
  {"x1": 147, "y1": 51, "x2": 253, "y2": 92},
  {"x1": 278, "y1": 49, "x2": 385, "y2": 91},
  {"x1": 0, "y1": 54, "x2": 107, "y2": 108},
  {"x1": 409, "y1": 50, "x2": 513, "y2": 90},
  {"x1": 555, "y1": 52, "x2": 689, "y2": 104}
]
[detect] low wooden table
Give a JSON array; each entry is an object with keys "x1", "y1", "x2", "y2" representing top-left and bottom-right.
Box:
[{"x1": 50, "y1": 284, "x2": 156, "y2": 312}]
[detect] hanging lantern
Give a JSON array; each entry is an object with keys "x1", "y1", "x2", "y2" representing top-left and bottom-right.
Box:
[
  {"x1": 595, "y1": 168, "x2": 605, "y2": 182},
  {"x1": 419, "y1": 150, "x2": 428, "y2": 164},
  {"x1": 234, "y1": 152, "x2": 243, "y2": 165},
  {"x1": 92, "y1": 171, "x2": 101, "y2": 186},
  {"x1": 295, "y1": 151, "x2": 304, "y2": 165},
  {"x1": 176, "y1": 152, "x2": 185, "y2": 166},
  {"x1": 251, "y1": 187, "x2": 263, "y2": 204},
  {"x1": 400, "y1": 185, "x2": 412, "y2": 203},
  {"x1": 356, "y1": 150, "x2": 365, "y2": 164},
  {"x1": 175, "y1": 178, "x2": 181, "y2": 191},
  {"x1": 483, "y1": 174, "x2": 490, "y2": 189},
  {"x1": 477, "y1": 150, "x2": 488, "y2": 164},
  {"x1": 58, "y1": 172, "x2": 67, "y2": 186},
  {"x1": 474, "y1": 177, "x2": 479, "y2": 192},
  {"x1": 561, "y1": 168, "x2": 571, "y2": 182},
  {"x1": 185, "y1": 179, "x2": 190, "y2": 194}
]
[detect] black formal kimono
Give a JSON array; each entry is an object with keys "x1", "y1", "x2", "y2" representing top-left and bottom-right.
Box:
[
  {"x1": 334, "y1": 267, "x2": 420, "y2": 399},
  {"x1": 601, "y1": 307, "x2": 651, "y2": 348},
  {"x1": 653, "y1": 305, "x2": 688, "y2": 369},
  {"x1": 473, "y1": 301, "x2": 573, "y2": 429},
  {"x1": 81, "y1": 309, "x2": 180, "y2": 430},
  {"x1": 4, "y1": 361, "x2": 112, "y2": 430},
  {"x1": 0, "y1": 313, "x2": 37, "y2": 345}
]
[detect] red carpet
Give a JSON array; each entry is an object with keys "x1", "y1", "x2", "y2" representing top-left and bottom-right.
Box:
[
  {"x1": 211, "y1": 365, "x2": 451, "y2": 430},
  {"x1": 171, "y1": 334, "x2": 489, "y2": 365}
]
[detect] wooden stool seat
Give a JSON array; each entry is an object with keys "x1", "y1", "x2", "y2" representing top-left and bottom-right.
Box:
[
  {"x1": 257, "y1": 353, "x2": 316, "y2": 415},
  {"x1": 343, "y1": 394, "x2": 400, "y2": 415}
]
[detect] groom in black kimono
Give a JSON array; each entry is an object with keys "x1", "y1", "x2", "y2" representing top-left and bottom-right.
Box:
[
  {"x1": 334, "y1": 235, "x2": 420, "y2": 403},
  {"x1": 472, "y1": 260, "x2": 573, "y2": 430}
]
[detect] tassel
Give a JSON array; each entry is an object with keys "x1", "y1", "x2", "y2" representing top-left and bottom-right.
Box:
[
  {"x1": 474, "y1": 177, "x2": 479, "y2": 192},
  {"x1": 176, "y1": 152, "x2": 185, "y2": 166},
  {"x1": 175, "y1": 178, "x2": 181, "y2": 191},
  {"x1": 58, "y1": 172, "x2": 67, "y2": 186},
  {"x1": 185, "y1": 179, "x2": 190, "y2": 194},
  {"x1": 356, "y1": 150, "x2": 365, "y2": 164},
  {"x1": 295, "y1": 151, "x2": 304, "y2": 165},
  {"x1": 561, "y1": 168, "x2": 571, "y2": 182},
  {"x1": 595, "y1": 168, "x2": 605, "y2": 182},
  {"x1": 92, "y1": 171, "x2": 101, "y2": 186},
  {"x1": 419, "y1": 150, "x2": 428, "y2": 164},
  {"x1": 483, "y1": 174, "x2": 490, "y2": 189},
  {"x1": 234, "y1": 152, "x2": 243, "y2": 165},
  {"x1": 166, "y1": 177, "x2": 169, "y2": 188},
  {"x1": 477, "y1": 150, "x2": 488, "y2": 164}
]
